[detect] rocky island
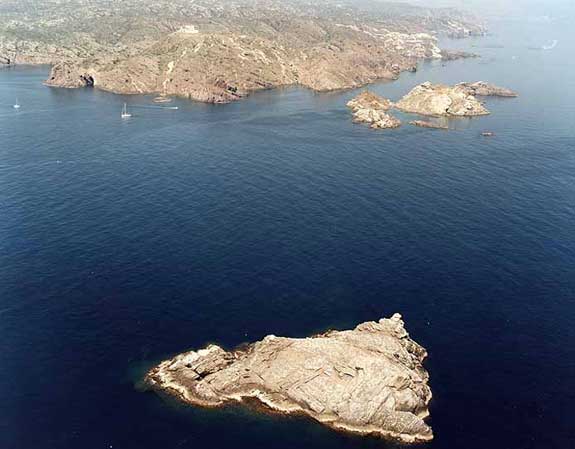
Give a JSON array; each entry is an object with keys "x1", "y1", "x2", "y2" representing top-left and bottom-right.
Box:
[
  {"x1": 0, "y1": 0, "x2": 485, "y2": 103},
  {"x1": 396, "y1": 81, "x2": 490, "y2": 117},
  {"x1": 347, "y1": 91, "x2": 401, "y2": 129},
  {"x1": 395, "y1": 81, "x2": 517, "y2": 117},
  {"x1": 347, "y1": 81, "x2": 515, "y2": 129},
  {"x1": 145, "y1": 314, "x2": 433, "y2": 443}
]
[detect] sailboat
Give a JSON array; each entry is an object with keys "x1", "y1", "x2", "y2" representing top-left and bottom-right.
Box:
[
  {"x1": 121, "y1": 103, "x2": 132, "y2": 118},
  {"x1": 13, "y1": 98, "x2": 21, "y2": 109}
]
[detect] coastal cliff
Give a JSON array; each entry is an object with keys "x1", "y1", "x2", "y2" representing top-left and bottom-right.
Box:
[{"x1": 145, "y1": 314, "x2": 433, "y2": 443}]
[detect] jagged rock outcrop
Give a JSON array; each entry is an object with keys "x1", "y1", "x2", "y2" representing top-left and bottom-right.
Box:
[
  {"x1": 395, "y1": 81, "x2": 490, "y2": 117},
  {"x1": 347, "y1": 91, "x2": 401, "y2": 129},
  {"x1": 457, "y1": 81, "x2": 518, "y2": 97},
  {"x1": 348, "y1": 91, "x2": 394, "y2": 112},
  {"x1": 145, "y1": 314, "x2": 433, "y2": 444},
  {"x1": 44, "y1": 63, "x2": 95, "y2": 88}
]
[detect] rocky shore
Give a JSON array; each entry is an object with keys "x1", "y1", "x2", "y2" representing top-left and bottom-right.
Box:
[{"x1": 145, "y1": 314, "x2": 433, "y2": 444}]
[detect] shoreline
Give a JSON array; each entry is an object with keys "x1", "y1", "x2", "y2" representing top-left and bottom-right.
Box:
[{"x1": 11, "y1": 49, "x2": 477, "y2": 106}]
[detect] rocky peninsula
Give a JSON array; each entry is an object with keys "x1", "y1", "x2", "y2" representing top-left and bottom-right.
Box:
[
  {"x1": 0, "y1": 0, "x2": 485, "y2": 103},
  {"x1": 145, "y1": 314, "x2": 433, "y2": 443}
]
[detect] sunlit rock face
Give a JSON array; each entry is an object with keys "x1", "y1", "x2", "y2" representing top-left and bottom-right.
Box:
[
  {"x1": 396, "y1": 82, "x2": 491, "y2": 117},
  {"x1": 145, "y1": 314, "x2": 433, "y2": 444}
]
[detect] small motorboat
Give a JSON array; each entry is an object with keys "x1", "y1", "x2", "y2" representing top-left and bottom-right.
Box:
[
  {"x1": 481, "y1": 131, "x2": 495, "y2": 137},
  {"x1": 153, "y1": 96, "x2": 172, "y2": 104}
]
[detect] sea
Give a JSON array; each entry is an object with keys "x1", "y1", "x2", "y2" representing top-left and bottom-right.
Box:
[{"x1": 1, "y1": 14, "x2": 574, "y2": 449}]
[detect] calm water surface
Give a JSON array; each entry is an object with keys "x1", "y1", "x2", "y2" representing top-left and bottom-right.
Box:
[{"x1": 1, "y1": 17, "x2": 574, "y2": 449}]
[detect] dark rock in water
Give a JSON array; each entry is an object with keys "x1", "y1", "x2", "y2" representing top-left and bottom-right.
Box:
[
  {"x1": 145, "y1": 314, "x2": 433, "y2": 444},
  {"x1": 410, "y1": 120, "x2": 448, "y2": 130},
  {"x1": 457, "y1": 81, "x2": 518, "y2": 97},
  {"x1": 440, "y1": 50, "x2": 479, "y2": 61}
]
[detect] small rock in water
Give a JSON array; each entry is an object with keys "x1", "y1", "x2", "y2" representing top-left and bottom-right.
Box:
[{"x1": 457, "y1": 81, "x2": 518, "y2": 97}]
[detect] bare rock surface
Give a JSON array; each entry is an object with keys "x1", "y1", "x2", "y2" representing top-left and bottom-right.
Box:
[
  {"x1": 457, "y1": 81, "x2": 518, "y2": 97},
  {"x1": 145, "y1": 314, "x2": 433, "y2": 443},
  {"x1": 347, "y1": 91, "x2": 401, "y2": 129},
  {"x1": 348, "y1": 91, "x2": 394, "y2": 112},
  {"x1": 395, "y1": 81, "x2": 490, "y2": 117}
]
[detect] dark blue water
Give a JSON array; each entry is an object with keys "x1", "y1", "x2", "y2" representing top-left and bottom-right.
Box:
[{"x1": 1, "y1": 17, "x2": 574, "y2": 449}]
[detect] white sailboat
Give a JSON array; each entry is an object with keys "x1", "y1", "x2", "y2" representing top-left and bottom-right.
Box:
[
  {"x1": 121, "y1": 102, "x2": 132, "y2": 118},
  {"x1": 13, "y1": 98, "x2": 21, "y2": 109}
]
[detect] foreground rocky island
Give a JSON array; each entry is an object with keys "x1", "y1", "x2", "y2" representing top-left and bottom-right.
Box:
[
  {"x1": 0, "y1": 0, "x2": 485, "y2": 103},
  {"x1": 145, "y1": 314, "x2": 433, "y2": 443}
]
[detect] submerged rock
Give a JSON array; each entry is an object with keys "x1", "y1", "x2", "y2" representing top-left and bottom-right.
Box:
[
  {"x1": 440, "y1": 49, "x2": 479, "y2": 61},
  {"x1": 347, "y1": 91, "x2": 401, "y2": 129},
  {"x1": 410, "y1": 120, "x2": 448, "y2": 130},
  {"x1": 145, "y1": 314, "x2": 433, "y2": 443},
  {"x1": 395, "y1": 81, "x2": 490, "y2": 117}
]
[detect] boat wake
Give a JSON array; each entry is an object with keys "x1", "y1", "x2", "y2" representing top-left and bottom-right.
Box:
[
  {"x1": 542, "y1": 40, "x2": 558, "y2": 50},
  {"x1": 529, "y1": 39, "x2": 558, "y2": 51}
]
